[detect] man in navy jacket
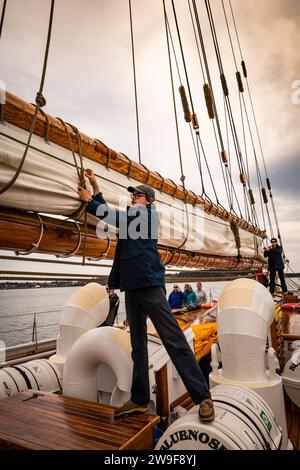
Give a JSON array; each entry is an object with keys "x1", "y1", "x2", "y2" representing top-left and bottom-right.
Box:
[
  {"x1": 264, "y1": 237, "x2": 287, "y2": 295},
  {"x1": 168, "y1": 284, "x2": 185, "y2": 310},
  {"x1": 78, "y1": 169, "x2": 214, "y2": 422}
]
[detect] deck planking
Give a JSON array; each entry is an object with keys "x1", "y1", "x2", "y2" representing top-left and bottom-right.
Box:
[{"x1": 0, "y1": 391, "x2": 159, "y2": 450}]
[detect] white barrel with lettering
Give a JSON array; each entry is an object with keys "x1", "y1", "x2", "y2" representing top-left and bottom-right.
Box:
[
  {"x1": 0, "y1": 359, "x2": 62, "y2": 399},
  {"x1": 155, "y1": 385, "x2": 282, "y2": 450},
  {"x1": 282, "y1": 343, "x2": 300, "y2": 408}
]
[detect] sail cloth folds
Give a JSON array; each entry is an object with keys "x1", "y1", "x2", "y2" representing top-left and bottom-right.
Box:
[{"x1": 0, "y1": 121, "x2": 261, "y2": 260}]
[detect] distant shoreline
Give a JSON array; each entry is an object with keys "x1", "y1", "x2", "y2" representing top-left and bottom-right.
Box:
[{"x1": 1, "y1": 272, "x2": 298, "y2": 290}]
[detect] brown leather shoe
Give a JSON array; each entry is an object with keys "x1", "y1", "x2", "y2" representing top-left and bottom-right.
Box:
[
  {"x1": 199, "y1": 399, "x2": 215, "y2": 422},
  {"x1": 114, "y1": 400, "x2": 149, "y2": 418}
]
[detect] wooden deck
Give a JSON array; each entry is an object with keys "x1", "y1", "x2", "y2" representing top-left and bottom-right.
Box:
[{"x1": 0, "y1": 391, "x2": 159, "y2": 450}]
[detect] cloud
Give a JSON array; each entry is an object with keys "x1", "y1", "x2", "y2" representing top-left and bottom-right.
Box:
[{"x1": 0, "y1": 0, "x2": 299, "y2": 270}]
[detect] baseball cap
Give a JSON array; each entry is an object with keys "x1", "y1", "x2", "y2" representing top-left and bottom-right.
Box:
[{"x1": 127, "y1": 184, "x2": 155, "y2": 201}]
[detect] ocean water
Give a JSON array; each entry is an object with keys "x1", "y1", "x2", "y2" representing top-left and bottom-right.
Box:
[{"x1": 0, "y1": 281, "x2": 228, "y2": 348}]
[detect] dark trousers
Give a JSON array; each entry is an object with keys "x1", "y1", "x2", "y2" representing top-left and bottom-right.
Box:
[
  {"x1": 125, "y1": 286, "x2": 211, "y2": 405},
  {"x1": 269, "y1": 268, "x2": 287, "y2": 294}
]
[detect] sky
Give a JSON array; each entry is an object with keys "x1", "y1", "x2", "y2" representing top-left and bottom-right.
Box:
[{"x1": 0, "y1": 0, "x2": 299, "y2": 273}]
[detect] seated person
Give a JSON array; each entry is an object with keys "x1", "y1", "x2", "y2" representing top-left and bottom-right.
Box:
[
  {"x1": 99, "y1": 287, "x2": 120, "y2": 327},
  {"x1": 183, "y1": 284, "x2": 198, "y2": 310},
  {"x1": 168, "y1": 284, "x2": 185, "y2": 310},
  {"x1": 195, "y1": 281, "x2": 207, "y2": 307}
]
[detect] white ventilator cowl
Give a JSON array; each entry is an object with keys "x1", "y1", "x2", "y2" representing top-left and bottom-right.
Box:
[
  {"x1": 217, "y1": 278, "x2": 274, "y2": 382},
  {"x1": 50, "y1": 283, "x2": 109, "y2": 374}
]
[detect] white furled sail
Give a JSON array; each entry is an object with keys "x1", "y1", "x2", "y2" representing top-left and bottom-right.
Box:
[{"x1": 0, "y1": 93, "x2": 265, "y2": 269}]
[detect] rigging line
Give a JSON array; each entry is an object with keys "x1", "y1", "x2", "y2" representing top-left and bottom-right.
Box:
[
  {"x1": 238, "y1": 93, "x2": 250, "y2": 185},
  {"x1": 0, "y1": 0, "x2": 7, "y2": 38},
  {"x1": 190, "y1": 0, "x2": 234, "y2": 210},
  {"x1": 128, "y1": 0, "x2": 141, "y2": 164},
  {"x1": 166, "y1": 14, "x2": 183, "y2": 85},
  {"x1": 221, "y1": 0, "x2": 238, "y2": 70},
  {"x1": 211, "y1": 121, "x2": 231, "y2": 208},
  {"x1": 191, "y1": 0, "x2": 226, "y2": 153},
  {"x1": 229, "y1": 0, "x2": 268, "y2": 178},
  {"x1": 238, "y1": 86, "x2": 271, "y2": 233},
  {"x1": 204, "y1": 0, "x2": 250, "y2": 191},
  {"x1": 222, "y1": 0, "x2": 250, "y2": 186},
  {"x1": 187, "y1": 0, "x2": 206, "y2": 83},
  {"x1": 0, "y1": 0, "x2": 55, "y2": 195},
  {"x1": 243, "y1": 186, "x2": 249, "y2": 222},
  {"x1": 170, "y1": 0, "x2": 195, "y2": 114},
  {"x1": 204, "y1": 0, "x2": 223, "y2": 73},
  {"x1": 223, "y1": 95, "x2": 234, "y2": 210},
  {"x1": 254, "y1": 158, "x2": 266, "y2": 231},
  {"x1": 163, "y1": 0, "x2": 189, "y2": 249},
  {"x1": 189, "y1": 125, "x2": 205, "y2": 196},
  {"x1": 240, "y1": 94, "x2": 265, "y2": 188},
  {"x1": 265, "y1": 203, "x2": 274, "y2": 239},
  {"x1": 195, "y1": 128, "x2": 218, "y2": 203},
  {"x1": 165, "y1": 7, "x2": 206, "y2": 199},
  {"x1": 222, "y1": 0, "x2": 256, "y2": 215},
  {"x1": 223, "y1": 93, "x2": 253, "y2": 221},
  {"x1": 206, "y1": 0, "x2": 246, "y2": 178}
]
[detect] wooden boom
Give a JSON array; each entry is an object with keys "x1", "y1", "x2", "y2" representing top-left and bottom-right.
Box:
[{"x1": 0, "y1": 207, "x2": 264, "y2": 270}]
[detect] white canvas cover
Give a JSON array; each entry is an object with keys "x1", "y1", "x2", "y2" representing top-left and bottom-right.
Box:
[{"x1": 0, "y1": 122, "x2": 262, "y2": 259}]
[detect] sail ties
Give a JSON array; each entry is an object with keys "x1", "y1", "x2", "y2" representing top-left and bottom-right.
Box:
[
  {"x1": 55, "y1": 117, "x2": 89, "y2": 264},
  {"x1": 230, "y1": 221, "x2": 241, "y2": 259}
]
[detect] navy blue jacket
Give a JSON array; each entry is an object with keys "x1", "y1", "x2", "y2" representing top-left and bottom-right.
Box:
[
  {"x1": 87, "y1": 192, "x2": 165, "y2": 291},
  {"x1": 168, "y1": 291, "x2": 185, "y2": 309},
  {"x1": 264, "y1": 245, "x2": 284, "y2": 270}
]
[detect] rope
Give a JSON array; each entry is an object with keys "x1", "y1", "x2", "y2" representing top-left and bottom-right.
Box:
[
  {"x1": 187, "y1": 0, "x2": 206, "y2": 83},
  {"x1": 171, "y1": 0, "x2": 195, "y2": 116},
  {"x1": 0, "y1": 0, "x2": 55, "y2": 195},
  {"x1": 204, "y1": 0, "x2": 254, "y2": 222},
  {"x1": 128, "y1": 0, "x2": 141, "y2": 164},
  {"x1": 0, "y1": 0, "x2": 7, "y2": 38},
  {"x1": 222, "y1": 0, "x2": 267, "y2": 232},
  {"x1": 0, "y1": 270, "x2": 102, "y2": 278},
  {"x1": 228, "y1": 0, "x2": 282, "y2": 245},
  {"x1": 163, "y1": 0, "x2": 190, "y2": 250},
  {"x1": 190, "y1": 0, "x2": 240, "y2": 214},
  {"x1": 0, "y1": 254, "x2": 113, "y2": 268},
  {"x1": 165, "y1": 7, "x2": 206, "y2": 199},
  {"x1": 64, "y1": 122, "x2": 88, "y2": 265}
]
